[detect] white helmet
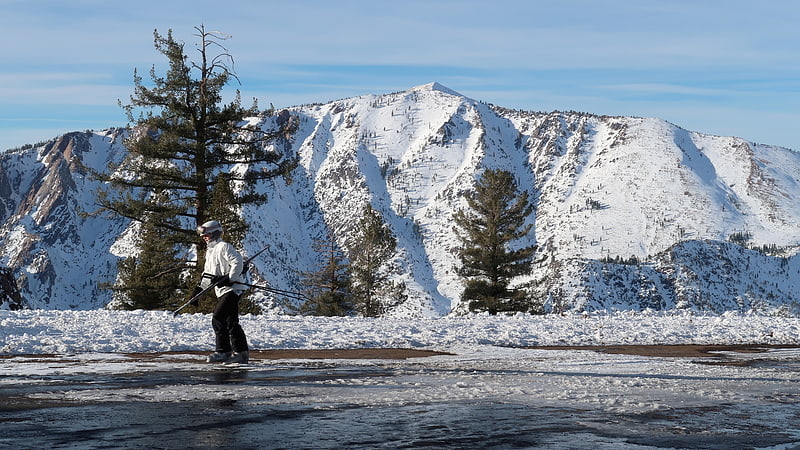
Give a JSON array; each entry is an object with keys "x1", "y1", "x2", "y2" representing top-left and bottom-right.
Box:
[{"x1": 197, "y1": 220, "x2": 223, "y2": 238}]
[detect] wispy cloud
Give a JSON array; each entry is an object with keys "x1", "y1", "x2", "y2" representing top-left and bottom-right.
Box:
[
  {"x1": 0, "y1": 83, "x2": 130, "y2": 106},
  {"x1": 1, "y1": 0, "x2": 799, "y2": 151},
  {"x1": 598, "y1": 83, "x2": 735, "y2": 97}
]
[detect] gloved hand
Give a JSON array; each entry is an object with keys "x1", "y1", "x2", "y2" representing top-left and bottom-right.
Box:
[
  {"x1": 187, "y1": 286, "x2": 202, "y2": 307},
  {"x1": 211, "y1": 275, "x2": 231, "y2": 287}
]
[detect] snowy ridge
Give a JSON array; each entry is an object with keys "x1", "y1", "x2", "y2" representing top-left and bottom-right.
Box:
[
  {"x1": 1, "y1": 83, "x2": 800, "y2": 315},
  {"x1": 551, "y1": 240, "x2": 800, "y2": 314}
]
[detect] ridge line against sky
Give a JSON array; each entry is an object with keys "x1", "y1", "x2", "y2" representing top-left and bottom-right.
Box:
[{"x1": 1, "y1": 0, "x2": 799, "y2": 152}]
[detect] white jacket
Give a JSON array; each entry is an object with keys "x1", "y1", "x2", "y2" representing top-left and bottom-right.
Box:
[{"x1": 201, "y1": 239, "x2": 245, "y2": 296}]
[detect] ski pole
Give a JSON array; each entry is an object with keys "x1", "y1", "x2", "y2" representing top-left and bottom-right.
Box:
[
  {"x1": 172, "y1": 244, "x2": 270, "y2": 316},
  {"x1": 241, "y1": 244, "x2": 270, "y2": 275},
  {"x1": 237, "y1": 282, "x2": 308, "y2": 301},
  {"x1": 172, "y1": 277, "x2": 224, "y2": 316}
]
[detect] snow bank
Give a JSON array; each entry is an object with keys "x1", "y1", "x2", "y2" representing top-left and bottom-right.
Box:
[{"x1": 2, "y1": 309, "x2": 798, "y2": 355}]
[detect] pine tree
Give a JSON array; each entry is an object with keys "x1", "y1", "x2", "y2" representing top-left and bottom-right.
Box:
[
  {"x1": 92, "y1": 26, "x2": 296, "y2": 309},
  {"x1": 111, "y1": 202, "x2": 182, "y2": 310},
  {"x1": 207, "y1": 173, "x2": 247, "y2": 247},
  {"x1": 453, "y1": 169, "x2": 536, "y2": 314},
  {"x1": 349, "y1": 204, "x2": 406, "y2": 317},
  {"x1": 0, "y1": 268, "x2": 23, "y2": 310},
  {"x1": 298, "y1": 234, "x2": 352, "y2": 316}
]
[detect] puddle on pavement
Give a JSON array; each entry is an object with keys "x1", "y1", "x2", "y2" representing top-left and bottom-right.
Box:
[{"x1": 3, "y1": 349, "x2": 800, "y2": 449}]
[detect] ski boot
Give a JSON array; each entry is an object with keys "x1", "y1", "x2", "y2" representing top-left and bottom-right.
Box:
[
  {"x1": 228, "y1": 351, "x2": 249, "y2": 364},
  {"x1": 206, "y1": 351, "x2": 231, "y2": 363}
]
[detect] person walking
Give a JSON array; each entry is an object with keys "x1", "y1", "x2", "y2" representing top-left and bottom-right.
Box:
[{"x1": 195, "y1": 220, "x2": 250, "y2": 364}]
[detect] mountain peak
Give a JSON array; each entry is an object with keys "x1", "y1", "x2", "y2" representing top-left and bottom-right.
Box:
[
  {"x1": 411, "y1": 82, "x2": 462, "y2": 97},
  {"x1": 6, "y1": 83, "x2": 800, "y2": 316}
]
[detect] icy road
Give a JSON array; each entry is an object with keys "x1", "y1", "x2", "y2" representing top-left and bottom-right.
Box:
[{"x1": 3, "y1": 345, "x2": 800, "y2": 449}]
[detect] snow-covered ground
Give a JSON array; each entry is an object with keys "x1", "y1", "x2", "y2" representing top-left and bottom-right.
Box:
[
  {"x1": 2, "y1": 309, "x2": 799, "y2": 355},
  {"x1": 4, "y1": 310, "x2": 800, "y2": 449}
]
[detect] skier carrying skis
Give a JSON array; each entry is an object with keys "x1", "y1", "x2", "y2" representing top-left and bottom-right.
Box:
[{"x1": 193, "y1": 220, "x2": 250, "y2": 364}]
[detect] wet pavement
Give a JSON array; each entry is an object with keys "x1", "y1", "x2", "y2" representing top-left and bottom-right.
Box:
[{"x1": 3, "y1": 349, "x2": 800, "y2": 449}]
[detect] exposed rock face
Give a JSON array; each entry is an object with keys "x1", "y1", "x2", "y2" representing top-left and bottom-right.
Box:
[{"x1": 0, "y1": 130, "x2": 129, "y2": 309}]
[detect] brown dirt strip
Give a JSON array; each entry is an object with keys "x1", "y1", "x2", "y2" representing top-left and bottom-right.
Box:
[
  {"x1": 249, "y1": 348, "x2": 453, "y2": 360},
  {"x1": 526, "y1": 344, "x2": 800, "y2": 358},
  {"x1": 131, "y1": 348, "x2": 454, "y2": 361},
  {"x1": 3, "y1": 345, "x2": 800, "y2": 363},
  {"x1": 0, "y1": 348, "x2": 452, "y2": 363}
]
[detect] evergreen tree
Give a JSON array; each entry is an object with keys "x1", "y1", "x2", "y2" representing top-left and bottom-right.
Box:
[
  {"x1": 453, "y1": 169, "x2": 536, "y2": 314},
  {"x1": 111, "y1": 201, "x2": 182, "y2": 310},
  {"x1": 0, "y1": 268, "x2": 23, "y2": 310},
  {"x1": 207, "y1": 173, "x2": 247, "y2": 247},
  {"x1": 349, "y1": 204, "x2": 406, "y2": 317},
  {"x1": 92, "y1": 26, "x2": 296, "y2": 309},
  {"x1": 298, "y1": 234, "x2": 352, "y2": 316}
]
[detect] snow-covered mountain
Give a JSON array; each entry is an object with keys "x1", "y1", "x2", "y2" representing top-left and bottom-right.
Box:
[{"x1": 2, "y1": 82, "x2": 800, "y2": 316}]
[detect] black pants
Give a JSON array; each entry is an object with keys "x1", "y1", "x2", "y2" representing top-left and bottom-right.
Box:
[{"x1": 211, "y1": 291, "x2": 249, "y2": 353}]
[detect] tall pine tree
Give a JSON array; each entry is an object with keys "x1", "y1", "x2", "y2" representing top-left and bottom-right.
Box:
[
  {"x1": 349, "y1": 204, "x2": 406, "y2": 317},
  {"x1": 298, "y1": 234, "x2": 352, "y2": 316},
  {"x1": 112, "y1": 216, "x2": 182, "y2": 310},
  {"x1": 453, "y1": 169, "x2": 536, "y2": 314},
  {"x1": 109, "y1": 190, "x2": 183, "y2": 310},
  {"x1": 93, "y1": 26, "x2": 296, "y2": 309}
]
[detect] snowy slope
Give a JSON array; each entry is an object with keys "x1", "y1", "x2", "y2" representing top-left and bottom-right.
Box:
[
  {"x1": 0, "y1": 130, "x2": 130, "y2": 309},
  {"x1": 1, "y1": 83, "x2": 800, "y2": 315}
]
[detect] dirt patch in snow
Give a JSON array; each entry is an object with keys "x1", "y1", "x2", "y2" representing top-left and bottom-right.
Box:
[
  {"x1": 0, "y1": 348, "x2": 451, "y2": 364},
  {"x1": 123, "y1": 348, "x2": 448, "y2": 361},
  {"x1": 4, "y1": 345, "x2": 799, "y2": 363},
  {"x1": 528, "y1": 344, "x2": 800, "y2": 358}
]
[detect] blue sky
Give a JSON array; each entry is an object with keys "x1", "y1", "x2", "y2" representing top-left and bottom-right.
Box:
[{"x1": 1, "y1": 0, "x2": 799, "y2": 152}]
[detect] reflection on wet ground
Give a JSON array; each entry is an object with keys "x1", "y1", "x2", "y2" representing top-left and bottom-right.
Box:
[
  {"x1": 8, "y1": 398, "x2": 791, "y2": 450},
  {"x1": 3, "y1": 348, "x2": 800, "y2": 449}
]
